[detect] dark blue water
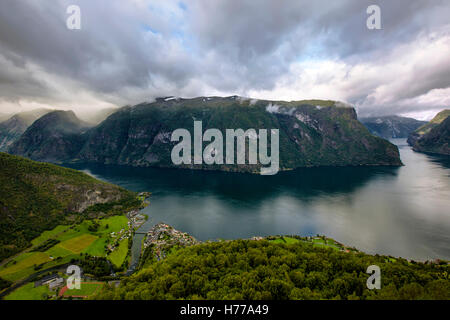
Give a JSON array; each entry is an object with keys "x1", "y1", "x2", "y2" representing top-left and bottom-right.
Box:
[{"x1": 67, "y1": 139, "x2": 450, "y2": 262}]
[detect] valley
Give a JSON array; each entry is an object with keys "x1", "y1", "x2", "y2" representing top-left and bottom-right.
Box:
[{"x1": 0, "y1": 105, "x2": 448, "y2": 301}]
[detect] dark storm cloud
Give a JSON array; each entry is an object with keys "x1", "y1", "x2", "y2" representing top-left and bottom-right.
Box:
[{"x1": 0, "y1": 0, "x2": 449, "y2": 118}]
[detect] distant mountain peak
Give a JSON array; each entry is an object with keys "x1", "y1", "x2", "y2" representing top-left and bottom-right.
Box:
[
  {"x1": 8, "y1": 110, "x2": 92, "y2": 162},
  {"x1": 360, "y1": 115, "x2": 426, "y2": 139},
  {"x1": 0, "y1": 108, "x2": 53, "y2": 151}
]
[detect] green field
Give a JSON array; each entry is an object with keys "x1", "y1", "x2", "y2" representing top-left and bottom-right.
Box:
[
  {"x1": 31, "y1": 225, "x2": 71, "y2": 246},
  {"x1": 311, "y1": 238, "x2": 342, "y2": 251},
  {"x1": 108, "y1": 239, "x2": 129, "y2": 268},
  {"x1": 59, "y1": 234, "x2": 98, "y2": 253},
  {"x1": 268, "y1": 236, "x2": 344, "y2": 251},
  {"x1": 0, "y1": 252, "x2": 51, "y2": 278},
  {"x1": 0, "y1": 215, "x2": 130, "y2": 283},
  {"x1": 4, "y1": 282, "x2": 52, "y2": 300},
  {"x1": 270, "y1": 237, "x2": 301, "y2": 244}
]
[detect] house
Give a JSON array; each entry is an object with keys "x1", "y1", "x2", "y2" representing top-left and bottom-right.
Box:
[
  {"x1": 49, "y1": 277, "x2": 64, "y2": 290},
  {"x1": 34, "y1": 274, "x2": 60, "y2": 287}
]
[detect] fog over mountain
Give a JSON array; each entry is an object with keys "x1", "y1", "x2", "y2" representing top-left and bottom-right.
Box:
[{"x1": 0, "y1": 1, "x2": 450, "y2": 120}]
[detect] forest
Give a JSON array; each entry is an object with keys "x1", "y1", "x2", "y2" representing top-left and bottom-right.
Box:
[{"x1": 95, "y1": 239, "x2": 449, "y2": 300}]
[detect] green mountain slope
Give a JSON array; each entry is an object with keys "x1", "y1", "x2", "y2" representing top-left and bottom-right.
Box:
[
  {"x1": 360, "y1": 115, "x2": 426, "y2": 139},
  {"x1": 0, "y1": 109, "x2": 51, "y2": 151},
  {"x1": 8, "y1": 110, "x2": 91, "y2": 162},
  {"x1": 416, "y1": 109, "x2": 450, "y2": 135},
  {"x1": 412, "y1": 116, "x2": 450, "y2": 155},
  {"x1": 407, "y1": 109, "x2": 450, "y2": 155},
  {"x1": 76, "y1": 97, "x2": 401, "y2": 172},
  {"x1": 407, "y1": 109, "x2": 450, "y2": 146},
  {"x1": 0, "y1": 152, "x2": 139, "y2": 262}
]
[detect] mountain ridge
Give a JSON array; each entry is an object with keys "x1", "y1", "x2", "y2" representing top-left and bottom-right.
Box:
[
  {"x1": 8, "y1": 110, "x2": 92, "y2": 162},
  {"x1": 0, "y1": 109, "x2": 52, "y2": 151},
  {"x1": 76, "y1": 97, "x2": 402, "y2": 172},
  {"x1": 8, "y1": 97, "x2": 403, "y2": 172}
]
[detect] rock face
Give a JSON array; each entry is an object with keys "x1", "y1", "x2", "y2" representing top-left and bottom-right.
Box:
[
  {"x1": 410, "y1": 116, "x2": 450, "y2": 155},
  {"x1": 0, "y1": 109, "x2": 51, "y2": 151},
  {"x1": 8, "y1": 110, "x2": 91, "y2": 162},
  {"x1": 4, "y1": 97, "x2": 402, "y2": 172},
  {"x1": 76, "y1": 97, "x2": 402, "y2": 172},
  {"x1": 360, "y1": 115, "x2": 426, "y2": 139},
  {"x1": 407, "y1": 109, "x2": 450, "y2": 155}
]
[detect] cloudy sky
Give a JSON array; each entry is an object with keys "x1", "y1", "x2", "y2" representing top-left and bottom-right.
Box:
[{"x1": 0, "y1": 0, "x2": 449, "y2": 120}]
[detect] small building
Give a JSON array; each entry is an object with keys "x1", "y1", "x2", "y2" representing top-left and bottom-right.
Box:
[
  {"x1": 34, "y1": 274, "x2": 59, "y2": 287},
  {"x1": 48, "y1": 277, "x2": 64, "y2": 290}
]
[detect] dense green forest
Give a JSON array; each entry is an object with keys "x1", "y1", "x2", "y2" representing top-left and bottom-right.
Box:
[
  {"x1": 0, "y1": 152, "x2": 140, "y2": 262},
  {"x1": 95, "y1": 239, "x2": 449, "y2": 300}
]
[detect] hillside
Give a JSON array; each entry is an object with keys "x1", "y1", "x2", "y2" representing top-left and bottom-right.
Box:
[
  {"x1": 407, "y1": 109, "x2": 450, "y2": 146},
  {"x1": 411, "y1": 116, "x2": 450, "y2": 155},
  {"x1": 74, "y1": 97, "x2": 401, "y2": 172},
  {"x1": 0, "y1": 109, "x2": 51, "y2": 151},
  {"x1": 407, "y1": 109, "x2": 450, "y2": 155},
  {"x1": 360, "y1": 115, "x2": 426, "y2": 139},
  {"x1": 0, "y1": 152, "x2": 139, "y2": 262},
  {"x1": 8, "y1": 110, "x2": 92, "y2": 162},
  {"x1": 95, "y1": 237, "x2": 450, "y2": 300}
]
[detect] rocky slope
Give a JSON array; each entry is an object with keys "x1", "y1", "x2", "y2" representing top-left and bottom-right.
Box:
[
  {"x1": 360, "y1": 115, "x2": 426, "y2": 139},
  {"x1": 0, "y1": 109, "x2": 51, "y2": 151},
  {"x1": 407, "y1": 109, "x2": 450, "y2": 146},
  {"x1": 8, "y1": 110, "x2": 91, "y2": 162},
  {"x1": 410, "y1": 115, "x2": 450, "y2": 155},
  {"x1": 76, "y1": 97, "x2": 401, "y2": 172}
]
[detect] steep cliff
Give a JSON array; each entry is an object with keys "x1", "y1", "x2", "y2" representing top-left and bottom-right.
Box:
[{"x1": 77, "y1": 97, "x2": 402, "y2": 172}]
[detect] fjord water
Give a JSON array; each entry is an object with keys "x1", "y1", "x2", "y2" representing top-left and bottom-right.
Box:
[{"x1": 67, "y1": 139, "x2": 450, "y2": 263}]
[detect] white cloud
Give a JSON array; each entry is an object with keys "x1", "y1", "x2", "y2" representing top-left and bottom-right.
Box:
[{"x1": 0, "y1": 0, "x2": 449, "y2": 120}]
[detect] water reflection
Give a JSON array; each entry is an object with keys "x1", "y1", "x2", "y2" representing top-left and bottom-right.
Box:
[{"x1": 68, "y1": 163, "x2": 399, "y2": 202}]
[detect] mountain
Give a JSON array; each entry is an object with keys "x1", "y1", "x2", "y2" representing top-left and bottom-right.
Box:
[
  {"x1": 0, "y1": 109, "x2": 52, "y2": 151},
  {"x1": 0, "y1": 152, "x2": 139, "y2": 262},
  {"x1": 6, "y1": 97, "x2": 402, "y2": 172},
  {"x1": 410, "y1": 115, "x2": 450, "y2": 155},
  {"x1": 76, "y1": 97, "x2": 402, "y2": 172},
  {"x1": 360, "y1": 115, "x2": 426, "y2": 139},
  {"x1": 407, "y1": 109, "x2": 450, "y2": 149},
  {"x1": 8, "y1": 110, "x2": 92, "y2": 162}
]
